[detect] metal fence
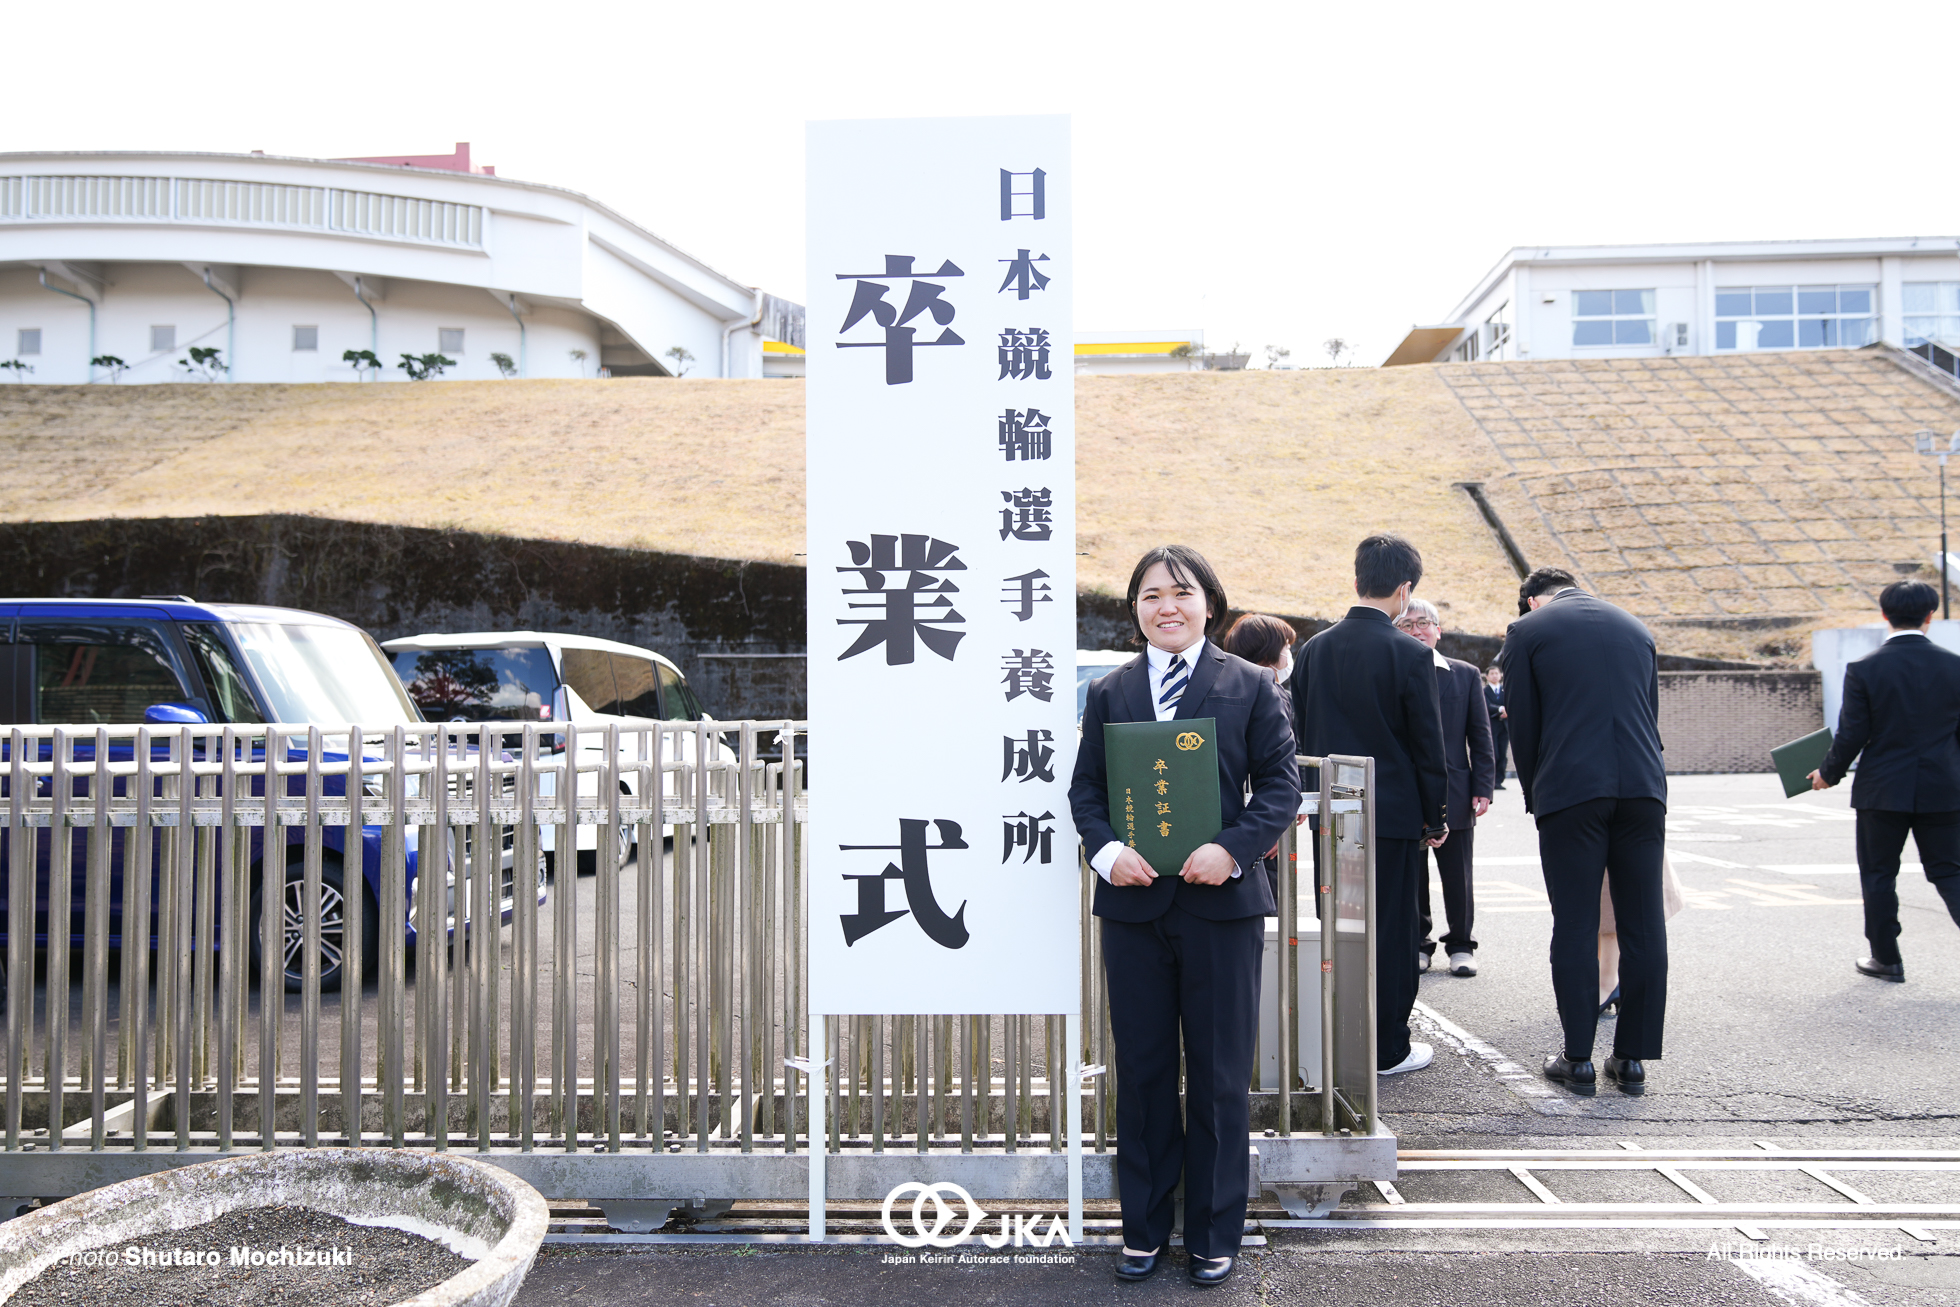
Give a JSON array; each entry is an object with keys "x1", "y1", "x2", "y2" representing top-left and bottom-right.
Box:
[{"x1": 0, "y1": 722, "x2": 1388, "y2": 1235}]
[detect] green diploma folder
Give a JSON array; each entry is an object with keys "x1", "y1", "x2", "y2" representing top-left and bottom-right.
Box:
[
  {"x1": 1771, "y1": 726, "x2": 1834, "y2": 799},
  {"x1": 1104, "y1": 718, "x2": 1223, "y2": 874}
]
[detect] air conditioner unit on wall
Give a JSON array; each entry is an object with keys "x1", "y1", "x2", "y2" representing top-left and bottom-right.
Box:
[{"x1": 1664, "y1": 322, "x2": 1690, "y2": 353}]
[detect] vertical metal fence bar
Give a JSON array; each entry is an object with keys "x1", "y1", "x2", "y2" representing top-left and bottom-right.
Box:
[
  {"x1": 46, "y1": 729, "x2": 70, "y2": 1151},
  {"x1": 6, "y1": 728, "x2": 30, "y2": 1152},
  {"x1": 693, "y1": 723, "x2": 709, "y2": 1151},
  {"x1": 760, "y1": 746, "x2": 777, "y2": 1142},
  {"x1": 737, "y1": 722, "x2": 753, "y2": 1154},
  {"x1": 1277, "y1": 814, "x2": 1293, "y2": 1135},
  {"x1": 599, "y1": 723, "x2": 622, "y2": 1154},
  {"x1": 173, "y1": 728, "x2": 195, "y2": 1150},
  {"x1": 555, "y1": 722, "x2": 575, "y2": 1150},
  {"x1": 214, "y1": 727, "x2": 238, "y2": 1153},
  {"x1": 1046, "y1": 1016, "x2": 1060, "y2": 1153},
  {"x1": 513, "y1": 724, "x2": 537, "y2": 1151},
  {"x1": 634, "y1": 729, "x2": 653, "y2": 1142},
  {"x1": 870, "y1": 1014, "x2": 885, "y2": 1153},
  {"x1": 129, "y1": 728, "x2": 154, "y2": 1149},
  {"x1": 340, "y1": 726, "x2": 364, "y2": 1146},
  {"x1": 383, "y1": 726, "x2": 407, "y2": 1148},
  {"x1": 474, "y1": 729, "x2": 496, "y2": 1151},
  {"x1": 85, "y1": 727, "x2": 110, "y2": 1149},
  {"x1": 673, "y1": 742, "x2": 691, "y2": 1145},
  {"x1": 1004, "y1": 1014, "x2": 1017, "y2": 1152},
  {"x1": 428, "y1": 727, "x2": 451, "y2": 1150},
  {"x1": 714, "y1": 767, "x2": 732, "y2": 1142},
  {"x1": 301, "y1": 724, "x2": 324, "y2": 1147},
  {"x1": 193, "y1": 757, "x2": 217, "y2": 1093},
  {"x1": 784, "y1": 726, "x2": 800, "y2": 1154},
  {"x1": 959, "y1": 1015, "x2": 972, "y2": 1152},
  {"x1": 648, "y1": 726, "x2": 665, "y2": 1148},
  {"x1": 1318, "y1": 758, "x2": 1336, "y2": 1137},
  {"x1": 1362, "y1": 755, "x2": 1379, "y2": 1136},
  {"x1": 913, "y1": 1012, "x2": 926, "y2": 1154},
  {"x1": 254, "y1": 728, "x2": 280, "y2": 1150}
]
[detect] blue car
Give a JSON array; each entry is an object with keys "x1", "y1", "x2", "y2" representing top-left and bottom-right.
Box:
[{"x1": 0, "y1": 598, "x2": 542, "y2": 992}]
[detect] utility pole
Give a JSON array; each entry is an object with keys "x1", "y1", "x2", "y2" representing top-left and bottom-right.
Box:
[{"x1": 1915, "y1": 429, "x2": 1960, "y2": 620}]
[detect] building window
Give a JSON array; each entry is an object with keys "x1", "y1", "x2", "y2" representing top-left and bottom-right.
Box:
[
  {"x1": 17, "y1": 328, "x2": 40, "y2": 355},
  {"x1": 1486, "y1": 302, "x2": 1512, "y2": 360},
  {"x1": 1714, "y1": 285, "x2": 1875, "y2": 351},
  {"x1": 1571, "y1": 290, "x2": 1655, "y2": 346},
  {"x1": 438, "y1": 328, "x2": 464, "y2": 355},
  {"x1": 1904, "y1": 283, "x2": 1960, "y2": 349},
  {"x1": 292, "y1": 325, "x2": 319, "y2": 352},
  {"x1": 150, "y1": 325, "x2": 175, "y2": 353}
]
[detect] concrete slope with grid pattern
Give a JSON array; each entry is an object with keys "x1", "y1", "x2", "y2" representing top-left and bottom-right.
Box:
[{"x1": 1436, "y1": 349, "x2": 1960, "y2": 634}]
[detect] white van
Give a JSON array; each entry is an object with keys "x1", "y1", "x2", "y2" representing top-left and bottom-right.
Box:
[{"x1": 380, "y1": 631, "x2": 733, "y2": 873}]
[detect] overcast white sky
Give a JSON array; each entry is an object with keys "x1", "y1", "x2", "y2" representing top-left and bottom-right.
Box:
[{"x1": 13, "y1": 1, "x2": 1959, "y2": 365}]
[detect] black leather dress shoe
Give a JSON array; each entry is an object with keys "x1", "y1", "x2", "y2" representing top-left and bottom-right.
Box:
[
  {"x1": 1542, "y1": 1053, "x2": 1596, "y2": 1096},
  {"x1": 1602, "y1": 1056, "x2": 1646, "y2": 1095},
  {"x1": 1188, "y1": 1255, "x2": 1235, "y2": 1287},
  {"x1": 1856, "y1": 956, "x2": 1905, "y2": 983},
  {"x1": 1115, "y1": 1250, "x2": 1160, "y2": 1282}
]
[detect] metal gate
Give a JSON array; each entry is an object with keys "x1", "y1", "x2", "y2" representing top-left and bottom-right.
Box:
[{"x1": 0, "y1": 722, "x2": 1390, "y2": 1237}]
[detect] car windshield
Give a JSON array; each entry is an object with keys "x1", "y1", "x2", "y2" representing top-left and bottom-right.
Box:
[
  {"x1": 229, "y1": 622, "x2": 419, "y2": 725},
  {"x1": 390, "y1": 646, "x2": 560, "y2": 722}
]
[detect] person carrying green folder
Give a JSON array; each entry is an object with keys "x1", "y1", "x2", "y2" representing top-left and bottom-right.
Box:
[
  {"x1": 1068, "y1": 545, "x2": 1300, "y2": 1289},
  {"x1": 1808, "y1": 580, "x2": 1960, "y2": 981}
]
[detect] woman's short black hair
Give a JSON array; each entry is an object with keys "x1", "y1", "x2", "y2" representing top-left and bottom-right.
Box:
[
  {"x1": 1223, "y1": 613, "x2": 1297, "y2": 668},
  {"x1": 1881, "y1": 579, "x2": 1940, "y2": 629},
  {"x1": 1355, "y1": 533, "x2": 1423, "y2": 600},
  {"x1": 1126, "y1": 545, "x2": 1230, "y2": 648}
]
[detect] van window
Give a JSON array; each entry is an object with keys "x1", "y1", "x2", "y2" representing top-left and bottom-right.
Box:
[
  {"x1": 611, "y1": 656, "x2": 662, "y2": 718},
  {"x1": 20, "y1": 620, "x2": 193, "y2": 724},
  {"x1": 559, "y1": 648, "x2": 617, "y2": 716},
  {"x1": 656, "y1": 662, "x2": 704, "y2": 721},
  {"x1": 390, "y1": 646, "x2": 559, "y2": 722},
  {"x1": 180, "y1": 623, "x2": 265, "y2": 723}
]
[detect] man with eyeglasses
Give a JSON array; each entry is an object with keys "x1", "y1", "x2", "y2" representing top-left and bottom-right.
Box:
[{"x1": 1394, "y1": 598, "x2": 1495, "y2": 977}]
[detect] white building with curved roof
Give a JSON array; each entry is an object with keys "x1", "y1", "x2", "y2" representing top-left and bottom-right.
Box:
[{"x1": 0, "y1": 144, "x2": 800, "y2": 384}]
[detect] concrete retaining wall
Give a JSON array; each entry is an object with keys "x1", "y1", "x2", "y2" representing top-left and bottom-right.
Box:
[{"x1": 1657, "y1": 670, "x2": 1822, "y2": 774}]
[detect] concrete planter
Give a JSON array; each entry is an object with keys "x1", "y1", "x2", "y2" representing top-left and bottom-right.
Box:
[{"x1": 0, "y1": 1149, "x2": 548, "y2": 1307}]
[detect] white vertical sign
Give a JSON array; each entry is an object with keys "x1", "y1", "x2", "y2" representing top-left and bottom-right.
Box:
[{"x1": 806, "y1": 116, "x2": 1077, "y2": 1016}]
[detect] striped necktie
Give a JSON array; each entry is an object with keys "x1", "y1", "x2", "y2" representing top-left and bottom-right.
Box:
[{"x1": 1158, "y1": 652, "x2": 1189, "y2": 715}]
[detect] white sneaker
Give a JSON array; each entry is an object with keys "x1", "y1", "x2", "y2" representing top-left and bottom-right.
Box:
[
  {"x1": 1449, "y1": 952, "x2": 1477, "y2": 977},
  {"x1": 1380, "y1": 1041, "x2": 1433, "y2": 1075},
  {"x1": 1418, "y1": 952, "x2": 1432, "y2": 973}
]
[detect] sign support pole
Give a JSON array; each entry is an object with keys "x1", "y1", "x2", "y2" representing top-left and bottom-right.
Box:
[
  {"x1": 1066, "y1": 1012, "x2": 1082, "y2": 1243},
  {"x1": 808, "y1": 1011, "x2": 826, "y2": 1241}
]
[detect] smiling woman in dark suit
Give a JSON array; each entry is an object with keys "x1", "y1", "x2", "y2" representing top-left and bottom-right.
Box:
[{"x1": 1068, "y1": 545, "x2": 1300, "y2": 1289}]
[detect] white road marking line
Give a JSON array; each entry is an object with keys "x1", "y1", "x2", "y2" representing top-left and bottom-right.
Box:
[
  {"x1": 1758, "y1": 864, "x2": 1899, "y2": 877},
  {"x1": 1409, "y1": 1000, "x2": 1559, "y2": 1100},
  {"x1": 1509, "y1": 1167, "x2": 1563, "y2": 1204},
  {"x1": 1730, "y1": 1260, "x2": 1876, "y2": 1307}
]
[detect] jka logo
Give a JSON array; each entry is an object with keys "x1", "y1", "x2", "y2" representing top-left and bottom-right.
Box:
[
  {"x1": 881, "y1": 1182, "x2": 1074, "y2": 1249},
  {"x1": 1174, "y1": 731, "x2": 1205, "y2": 752}
]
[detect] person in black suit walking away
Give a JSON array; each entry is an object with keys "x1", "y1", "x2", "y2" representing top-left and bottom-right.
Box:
[
  {"x1": 1394, "y1": 597, "x2": 1495, "y2": 978},
  {"x1": 1499, "y1": 567, "x2": 1667, "y2": 1097},
  {"x1": 1485, "y1": 666, "x2": 1510, "y2": 790},
  {"x1": 1288, "y1": 533, "x2": 1450, "y2": 1077},
  {"x1": 1809, "y1": 580, "x2": 1960, "y2": 980},
  {"x1": 1070, "y1": 546, "x2": 1300, "y2": 1289}
]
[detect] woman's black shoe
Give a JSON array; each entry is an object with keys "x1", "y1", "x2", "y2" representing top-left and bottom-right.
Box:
[
  {"x1": 1115, "y1": 1250, "x2": 1160, "y2": 1282},
  {"x1": 1597, "y1": 985, "x2": 1621, "y2": 1019},
  {"x1": 1188, "y1": 1255, "x2": 1235, "y2": 1287}
]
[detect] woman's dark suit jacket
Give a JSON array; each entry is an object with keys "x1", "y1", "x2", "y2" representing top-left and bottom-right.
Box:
[{"x1": 1069, "y1": 643, "x2": 1301, "y2": 924}]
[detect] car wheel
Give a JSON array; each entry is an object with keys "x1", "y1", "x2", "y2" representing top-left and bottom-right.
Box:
[{"x1": 250, "y1": 857, "x2": 378, "y2": 993}]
